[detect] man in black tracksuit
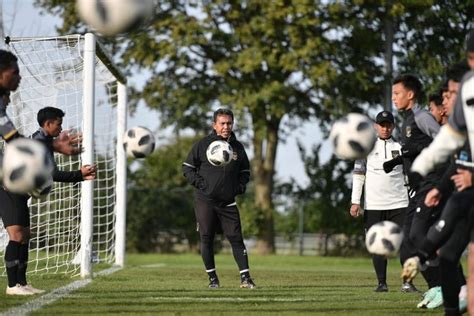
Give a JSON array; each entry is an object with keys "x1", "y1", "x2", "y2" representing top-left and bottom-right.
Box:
[
  {"x1": 182, "y1": 108, "x2": 254, "y2": 289},
  {"x1": 384, "y1": 74, "x2": 445, "y2": 298}
]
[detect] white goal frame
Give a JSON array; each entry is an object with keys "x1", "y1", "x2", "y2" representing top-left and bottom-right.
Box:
[{"x1": 0, "y1": 33, "x2": 128, "y2": 278}]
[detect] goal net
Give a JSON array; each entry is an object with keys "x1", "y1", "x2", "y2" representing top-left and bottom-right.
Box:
[{"x1": 0, "y1": 34, "x2": 128, "y2": 277}]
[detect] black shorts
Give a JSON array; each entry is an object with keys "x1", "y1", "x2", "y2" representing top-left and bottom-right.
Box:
[
  {"x1": 194, "y1": 197, "x2": 242, "y2": 238},
  {"x1": 364, "y1": 208, "x2": 406, "y2": 233},
  {"x1": 0, "y1": 188, "x2": 30, "y2": 227}
]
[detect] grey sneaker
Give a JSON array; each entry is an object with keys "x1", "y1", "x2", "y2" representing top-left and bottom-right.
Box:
[
  {"x1": 240, "y1": 277, "x2": 256, "y2": 289},
  {"x1": 401, "y1": 281, "x2": 419, "y2": 293},
  {"x1": 208, "y1": 277, "x2": 219, "y2": 289},
  {"x1": 374, "y1": 283, "x2": 388, "y2": 292}
]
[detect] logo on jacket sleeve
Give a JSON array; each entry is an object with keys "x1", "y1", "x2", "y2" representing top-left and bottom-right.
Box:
[{"x1": 405, "y1": 126, "x2": 412, "y2": 138}]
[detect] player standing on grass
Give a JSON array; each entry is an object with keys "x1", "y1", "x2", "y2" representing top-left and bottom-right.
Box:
[
  {"x1": 350, "y1": 110, "x2": 408, "y2": 292},
  {"x1": 0, "y1": 50, "x2": 82, "y2": 295},
  {"x1": 182, "y1": 108, "x2": 254, "y2": 289},
  {"x1": 383, "y1": 74, "x2": 442, "y2": 297},
  {"x1": 404, "y1": 30, "x2": 474, "y2": 315}
]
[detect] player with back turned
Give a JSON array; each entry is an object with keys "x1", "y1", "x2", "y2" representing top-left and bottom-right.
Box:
[{"x1": 182, "y1": 108, "x2": 255, "y2": 289}]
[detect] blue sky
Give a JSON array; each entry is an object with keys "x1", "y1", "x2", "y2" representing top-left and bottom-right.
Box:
[{"x1": 2, "y1": 0, "x2": 327, "y2": 186}]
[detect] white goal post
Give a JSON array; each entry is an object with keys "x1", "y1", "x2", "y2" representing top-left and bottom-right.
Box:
[{"x1": 0, "y1": 33, "x2": 128, "y2": 278}]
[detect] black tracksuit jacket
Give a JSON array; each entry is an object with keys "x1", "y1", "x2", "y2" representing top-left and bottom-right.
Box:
[{"x1": 183, "y1": 131, "x2": 250, "y2": 205}]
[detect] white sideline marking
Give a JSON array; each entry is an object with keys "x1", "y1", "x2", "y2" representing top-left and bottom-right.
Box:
[
  {"x1": 139, "y1": 263, "x2": 166, "y2": 268},
  {"x1": 151, "y1": 296, "x2": 310, "y2": 302},
  {"x1": 0, "y1": 266, "x2": 121, "y2": 316}
]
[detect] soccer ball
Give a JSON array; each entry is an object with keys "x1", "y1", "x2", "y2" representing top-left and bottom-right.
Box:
[
  {"x1": 2, "y1": 138, "x2": 54, "y2": 194},
  {"x1": 365, "y1": 221, "x2": 403, "y2": 257},
  {"x1": 123, "y1": 126, "x2": 155, "y2": 158},
  {"x1": 76, "y1": 0, "x2": 154, "y2": 36},
  {"x1": 329, "y1": 113, "x2": 376, "y2": 160},
  {"x1": 30, "y1": 175, "x2": 53, "y2": 198},
  {"x1": 206, "y1": 140, "x2": 233, "y2": 166}
]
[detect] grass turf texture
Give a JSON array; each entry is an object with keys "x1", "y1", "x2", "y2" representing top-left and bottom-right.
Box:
[{"x1": 0, "y1": 254, "x2": 442, "y2": 315}]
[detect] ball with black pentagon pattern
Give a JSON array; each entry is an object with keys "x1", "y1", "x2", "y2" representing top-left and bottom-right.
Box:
[
  {"x1": 2, "y1": 138, "x2": 54, "y2": 194},
  {"x1": 76, "y1": 0, "x2": 154, "y2": 36},
  {"x1": 123, "y1": 126, "x2": 156, "y2": 158},
  {"x1": 329, "y1": 113, "x2": 377, "y2": 160},
  {"x1": 365, "y1": 221, "x2": 403, "y2": 257},
  {"x1": 206, "y1": 140, "x2": 233, "y2": 167}
]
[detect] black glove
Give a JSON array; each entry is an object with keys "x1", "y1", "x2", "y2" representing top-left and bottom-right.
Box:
[
  {"x1": 408, "y1": 171, "x2": 423, "y2": 191},
  {"x1": 383, "y1": 156, "x2": 403, "y2": 173},
  {"x1": 401, "y1": 143, "x2": 423, "y2": 158}
]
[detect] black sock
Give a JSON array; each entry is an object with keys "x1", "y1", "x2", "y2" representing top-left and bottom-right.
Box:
[
  {"x1": 372, "y1": 255, "x2": 387, "y2": 284},
  {"x1": 420, "y1": 265, "x2": 441, "y2": 288},
  {"x1": 17, "y1": 242, "x2": 29, "y2": 286},
  {"x1": 440, "y1": 257, "x2": 460, "y2": 312},
  {"x1": 5, "y1": 240, "x2": 21, "y2": 288},
  {"x1": 200, "y1": 234, "x2": 216, "y2": 275},
  {"x1": 207, "y1": 270, "x2": 217, "y2": 280}
]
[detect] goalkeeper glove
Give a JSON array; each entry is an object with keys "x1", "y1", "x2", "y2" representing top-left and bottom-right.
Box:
[
  {"x1": 401, "y1": 256, "x2": 421, "y2": 282},
  {"x1": 383, "y1": 156, "x2": 403, "y2": 173}
]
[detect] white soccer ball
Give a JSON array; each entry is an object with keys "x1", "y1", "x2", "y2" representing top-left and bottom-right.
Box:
[
  {"x1": 329, "y1": 113, "x2": 377, "y2": 160},
  {"x1": 123, "y1": 126, "x2": 156, "y2": 158},
  {"x1": 365, "y1": 221, "x2": 403, "y2": 257},
  {"x1": 206, "y1": 140, "x2": 233, "y2": 167},
  {"x1": 76, "y1": 0, "x2": 154, "y2": 36},
  {"x1": 2, "y1": 138, "x2": 54, "y2": 194},
  {"x1": 29, "y1": 175, "x2": 53, "y2": 198}
]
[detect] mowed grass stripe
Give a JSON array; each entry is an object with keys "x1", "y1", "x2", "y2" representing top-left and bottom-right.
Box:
[{"x1": 1, "y1": 254, "x2": 435, "y2": 315}]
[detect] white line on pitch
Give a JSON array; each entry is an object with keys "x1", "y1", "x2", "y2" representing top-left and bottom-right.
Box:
[
  {"x1": 0, "y1": 266, "x2": 122, "y2": 316},
  {"x1": 150, "y1": 296, "x2": 311, "y2": 302}
]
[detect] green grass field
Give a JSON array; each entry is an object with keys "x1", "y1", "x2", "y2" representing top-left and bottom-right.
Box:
[{"x1": 0, "y1": 254, "x2": 443, "y2": 315}]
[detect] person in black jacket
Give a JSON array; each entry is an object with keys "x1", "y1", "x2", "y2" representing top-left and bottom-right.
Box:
[
  {"x1": 0, "y1": 51, "x2": 83, "y2": 296},
  {"x1": 31, "y1": 107, "x2": 97, "y2": 183},
  {"x1": 182, "y1": 108, "x2": 254, "y2": 289}
]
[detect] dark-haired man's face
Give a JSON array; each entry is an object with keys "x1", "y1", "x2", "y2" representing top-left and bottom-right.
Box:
[
  {"x1": 0, "y1": 62, "x2": 21, "y2": 92},
  {"x1": 444, "y1": 80, "x2": 459, "y2": 116},
  {"x1": 392, "y1": 83, "x2": 414, "y2": 111},
  {"x1": 44, "y1": 118, "x2": 63, "y2": 137},
  {"x1": 213, "y1": 114, "x2": 233, "y2": 139}
]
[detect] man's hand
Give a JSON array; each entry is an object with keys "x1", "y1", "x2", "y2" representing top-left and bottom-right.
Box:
[
  {"x1": 424, "y1": 188, "x2": 442, "y2": 207},
  {"x1": 451, "y1": 169, "x2": 473, "y2": 192},
  {"x1": 349, "y1": 204, "x2": 361, "y2": 218},
  {"x1": 53, "y1": 129, "x2": 83, "y2": 155},
  {"x1": 383, "y1": 156, "x2": 403, "y2": 173},
  {"x1": 81, "y1": 164, "x2": 97, "y2": 180},
  {"x1": 401, "y1": 256, "x2": 421, "y2": 283}
]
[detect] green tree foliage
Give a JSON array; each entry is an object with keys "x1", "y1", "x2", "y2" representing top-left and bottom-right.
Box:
[
  {"x1": 126, "y1": 136, "x2": 199, "y2": 252},
  {"x1": 35, "y1": 1, "x2": 474, "y2": 254}
]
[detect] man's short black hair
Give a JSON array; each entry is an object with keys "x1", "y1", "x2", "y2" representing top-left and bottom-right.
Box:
[
  {"x1": 446, "y1": 61, "x2": 470, "y2": 83},
  {"x1": 213, "y1": 108, "x2": 234, "y2": 122},
  {"x1": 0, "y1": 50, "x2": 18, "y2": 73},
  {"x1": 37, "y1": 107, "x2": 65, "y2": 127},
  {"x1": 393, "y1": 74, "x2": 424, "y2": 104},
  {"x1": 428, "y1": 94, "x2": 442, "y2": 107}
]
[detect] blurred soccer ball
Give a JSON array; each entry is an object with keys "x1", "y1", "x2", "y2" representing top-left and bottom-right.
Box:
[
  {"x1": 123, "y1": 126, "x2": 155, "y2": 158},
  {"x1": 76, "y1": 0, "x2": 153, "y2": 36},
  {"x1": 29, "y1": 175, "x2": 53, "y2": 198},
  {"x1": 2, "y1": 138, "x2": 54, "y2": 194},
  {"x1": 206, "y1": 140, "x2": 233, "y2": 166},
  {"x1": 330, "y1": 113, "x2": 376, "y2": 160},
  {"x1": 365, "y1": 221, "x2": 403, "y2": 257}
]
